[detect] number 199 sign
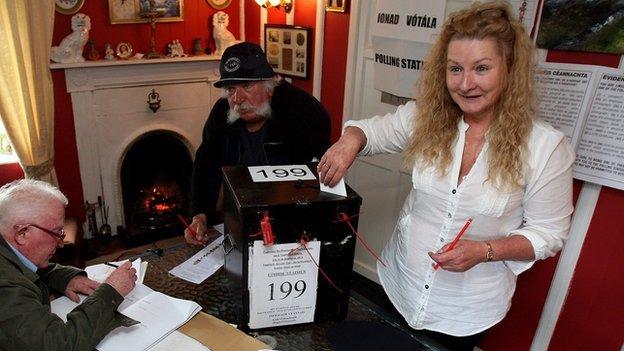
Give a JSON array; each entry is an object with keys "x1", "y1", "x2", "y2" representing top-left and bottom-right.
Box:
[
  {"x1": 248, "y1": 241, "x2": 320, "y2": 329},
  {"x1": 248, "y1": 165, "x2": 317, "y2": 182}
]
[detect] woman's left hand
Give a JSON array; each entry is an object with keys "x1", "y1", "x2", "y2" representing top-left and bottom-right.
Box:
[{"x1": 428, "y1": 240, "x2": 487, "y2": 272}]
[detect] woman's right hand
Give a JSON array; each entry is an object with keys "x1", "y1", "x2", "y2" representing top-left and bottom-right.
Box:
[
  {"x1": 184, "y1": 214, "x2": 209, "y2": 246},
  {"x1": 318, "y1": 127, "x2": 366, "y2": 187}
]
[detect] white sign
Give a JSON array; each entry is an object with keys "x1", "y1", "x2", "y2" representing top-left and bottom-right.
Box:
[
  {"x1": 535, "y1": 62, "x2": 624, "y2": 190},
  {"x1": 372, "y1": 37, "x2": 432, "y2": 98},
  {"x1": 248, "y1": 165, "x2": 316, "y2": 182},
  {"x1": 248, "y1": 240, "x2": 320, "y2": 329},
  {"x1": 372, "y1": 0, "x2": 446, "y2": 43}
]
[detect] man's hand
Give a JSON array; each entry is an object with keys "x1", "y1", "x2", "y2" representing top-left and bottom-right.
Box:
[
  {"x1": 65, "y1": 275, "x2": 100, "y2": 303},
  {"x1": 184, "y1": 214, "x2": 213, "y2": 246},
  {"x1": 428, "y1": 240, "x2": 487, "y2": 272},
  {"x1": 104, "y1": 261, "x2": 137, "y2": 296},
  {"x1": 318, "y1": 127, "x2": 366, "y2": 187}
]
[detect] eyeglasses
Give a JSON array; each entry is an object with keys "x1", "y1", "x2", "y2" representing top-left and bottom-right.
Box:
[{"x1": 14, "y1": 224, "x2": 66, "y2": 242}]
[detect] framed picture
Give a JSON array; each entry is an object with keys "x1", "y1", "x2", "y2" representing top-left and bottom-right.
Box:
[
  {"x1": 264, "y1": 24, "x2": 311, "y2": 79},
  {"x1": 108, "y1": 0, "x2": 184, "y2": 25},
  {"x1": 55, "y1": 0, "x2": 85, "y2": 15},
  {"x1": 325, "y1": 0, "x2": 347, "y2": 13},
  {"x1": 205, "y1": 0, "x2": 232, "y2": 10}
]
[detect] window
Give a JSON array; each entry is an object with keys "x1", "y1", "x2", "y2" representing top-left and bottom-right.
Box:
[{"x1": 0, "y1": 118, "x2": 18, "y2": 164}]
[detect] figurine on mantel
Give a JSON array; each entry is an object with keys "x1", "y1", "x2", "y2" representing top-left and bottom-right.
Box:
[
  {"x1": 86, "y1": 39, "x2": 99, "y2": 61},
  {"x1": 167, "y1": 39, "x2": 187, "y2": 58},
  {"x1": 104, "y1": 43, "x2": 115, "y2": 60},
  {"x1": 192, "y1": 38, "x2": 205, "y2": 56},
  {"x1": 50, "y1": 13, "x2": 91, "y2": 63},
  {"x1": 212, "y1": 11, "x2": 240, "y2": 56}
]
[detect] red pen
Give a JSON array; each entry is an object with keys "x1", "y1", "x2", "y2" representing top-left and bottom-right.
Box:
[
  {"x1": 433, "y1": 217, "x2": 473, "y2": 270},
  {"x1": 177, "y1": 214, "x2": 198, "y2": 238}
]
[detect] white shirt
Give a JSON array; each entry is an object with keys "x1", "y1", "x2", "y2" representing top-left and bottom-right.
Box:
[{"x1": 345, "y1": 101, "x2": 575, "y2": 336}]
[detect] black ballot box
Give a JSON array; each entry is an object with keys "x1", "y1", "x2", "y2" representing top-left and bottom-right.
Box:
[{"x1": 221, "y1": 165, "x2": 362, "y2": 330}]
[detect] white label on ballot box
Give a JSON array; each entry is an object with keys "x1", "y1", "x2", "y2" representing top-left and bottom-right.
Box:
[
  {"x1": 248, "y1": 240, "x2": 320, "y2": 329},
  {"x1": 248, "y1": 165, "x2": 316, "y2": 182}
]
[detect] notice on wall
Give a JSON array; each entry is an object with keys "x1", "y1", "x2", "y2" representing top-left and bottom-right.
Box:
[
  {"x1": 248, "y1": 240, "x2": 320, "y2": 329},
  {"x1": 370, "y1": 0, "x2": 540, "y2": 98},
  {"x1": 535, "y1": 62, "x2": 624, "y2": 190}
]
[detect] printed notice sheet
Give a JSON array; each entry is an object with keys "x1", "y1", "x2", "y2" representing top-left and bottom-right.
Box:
[
  {"x1": 248, "y1": 240, "x2": 320, "y2": 329},
  {"x1": 536, "y1": 62, "x2": 624, "y2": 190},
  {"x1": 169, "y1": 235, "x2": 225, "y2": 284}
]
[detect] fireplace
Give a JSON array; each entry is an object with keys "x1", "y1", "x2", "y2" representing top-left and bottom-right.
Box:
[
  {"x1": 53, "y1": 57, "x2": 221, "y2": 240},
  {"x1": 118, "y1": 131, "x2": 192, "y2": 246}
]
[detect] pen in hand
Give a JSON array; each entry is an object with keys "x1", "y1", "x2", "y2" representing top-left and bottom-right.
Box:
[
  {"x1": 433, "y1": 218, "x2": 473, "y2": 270},
  {"x1": 177, "y1": 214, "x2": 201, "y2": 239}
]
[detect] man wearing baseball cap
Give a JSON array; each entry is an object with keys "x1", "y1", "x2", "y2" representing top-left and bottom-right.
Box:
[{"x1": 185, "y1": 42, "x2": 331, "y2": 245}]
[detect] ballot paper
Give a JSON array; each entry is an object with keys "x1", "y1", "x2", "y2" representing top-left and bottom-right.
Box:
[
  {"x1": 320, "y1": 177, "x2": 347, "y2": 197},
  {"x1": 248, "y1": 240, "x2": 320, "y2": 329},
  {"x1": 85, "y1": 258, "x2": 145, "y2": 284},
  {"x1": 169, "y1": 235, "x2": 225, "y2": 284}
]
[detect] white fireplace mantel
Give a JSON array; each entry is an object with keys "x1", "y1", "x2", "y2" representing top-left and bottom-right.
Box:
[{"x1": 53, "y1": 57, "x2": 222, "y2": 237}]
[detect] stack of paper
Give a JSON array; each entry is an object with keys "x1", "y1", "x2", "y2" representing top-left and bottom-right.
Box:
[{"x1": 51, "y1": 260, "x2": 202, "y2": 351}]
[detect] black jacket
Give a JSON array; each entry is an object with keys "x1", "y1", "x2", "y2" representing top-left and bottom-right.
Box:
[{"x1": 190, "y1": 81, "x2": 331, "y2": 224}]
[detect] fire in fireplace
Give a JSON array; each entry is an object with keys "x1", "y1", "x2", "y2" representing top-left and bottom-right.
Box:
[{"x1": 119, "y1": 130, "x2": 193, "y2": 247}]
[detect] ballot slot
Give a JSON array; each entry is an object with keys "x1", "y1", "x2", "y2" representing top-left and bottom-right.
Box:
[{"x1": 222, "y1": 165, "x2": 362, "y2": 330}]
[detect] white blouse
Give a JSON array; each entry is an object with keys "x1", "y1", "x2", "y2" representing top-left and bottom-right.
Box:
[{"x1": 344, "y1": 101, "x2": 575, "y2": 336}]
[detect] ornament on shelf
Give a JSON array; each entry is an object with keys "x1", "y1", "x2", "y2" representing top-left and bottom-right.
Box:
[
  {"x1": 192, "y1": 38, "x2": 205, "y2": 56},
  {"x1": 212, "y1": 11, "x2": 240, "y2": 56},
  {"x1": 104, "y1": 43, "x2": 115, "y2": 60},
  {"x1": 167, "y1": 40, "x2": 187, "y2": 58},
  {"x1": 50, "y1": 13, "x2": 91, "y2": 63},
  {"x1": 86, "y1": 39, "x2": 99, "y2": 60}
]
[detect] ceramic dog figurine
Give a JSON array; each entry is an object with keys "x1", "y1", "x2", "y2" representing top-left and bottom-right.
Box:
[
  {"x1": 213, "y1": 11, "x2": 239, "y2": 56},
  {"x1": 51, "y1": 13, "x2": 91, "y2": 63}
]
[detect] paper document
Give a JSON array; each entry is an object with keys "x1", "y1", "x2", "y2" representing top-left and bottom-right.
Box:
[
  {"x1": 96, "y1": 292, "x2": 201, "y2": 351},
  {"x1": 320, "y1": 178, "x2": 347, "y2": 197},
  {"x1": 85, "y1": 258, "x2": 145, "y2": 284},
  {"x1": 146, "y1": 330, "x2": 211, "y2": 351},
  {"x1": 248, "y1": 240, "x2": 320, "y2": 329},
  {"x1": 169, "y1": 235, "x2": 225, "y2": 284}
]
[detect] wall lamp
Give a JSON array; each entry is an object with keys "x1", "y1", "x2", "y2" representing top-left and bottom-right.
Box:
[{"x1": 254, "y1": 0, "x2": 293, "y2": 13}]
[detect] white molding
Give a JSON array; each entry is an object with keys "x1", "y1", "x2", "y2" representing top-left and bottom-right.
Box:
[
  {"x1": 260, "y1": 7, "x2": 268, "y2": 47},
  {"x1": 342, "y1": 0, "x2": 361, "y2": 122},
  {"x1": 312, "y1": 0, "x2": 324, "y2": 100},
  {"x1": 531, "y1": 182, "x2": 601, "y2": 351},
  {"x1": 286, "y1": 1, "x2": 294, "y2": 25},
  {"x1": 239, "y1": 0, "x2": 246, "y2": 41}
]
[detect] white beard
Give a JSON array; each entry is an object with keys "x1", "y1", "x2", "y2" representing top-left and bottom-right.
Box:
[{"x1": 227, "y1": 101, "x2": 273, "y2": 124}]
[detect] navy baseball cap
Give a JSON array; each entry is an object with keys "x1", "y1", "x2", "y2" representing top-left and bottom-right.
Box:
[{"x1": 213, "y1": 42, "x2": 275, "y2": 88}]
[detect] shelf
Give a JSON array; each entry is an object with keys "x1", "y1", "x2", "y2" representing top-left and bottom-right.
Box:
[{"x1": 50, "y1": 54, "x2": 221, "y2": 70}]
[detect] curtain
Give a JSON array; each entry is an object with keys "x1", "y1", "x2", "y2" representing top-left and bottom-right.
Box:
[{"x1": 0, "y1": 0, "x2": 57, "y2": 184}]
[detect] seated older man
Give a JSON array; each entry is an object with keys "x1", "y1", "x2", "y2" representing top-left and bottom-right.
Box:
[{"x1": 0, "y1": 179, "x2": 138, "y2": 351}]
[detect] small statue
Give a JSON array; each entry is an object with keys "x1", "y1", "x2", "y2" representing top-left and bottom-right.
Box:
[
  {"x1": 192, "y1": 38, "x2": 204, "y2": 56},
  {"x1": 213, "y1": 11, "x2": 240, "y2": 56},
  {"x1": 86, "y1": 39, "x2": 99, "y2": 60},
  {"x1": 51, "y1": 13, "x2": 91, "y2": 63},
  {"x1": 104, "y1": 43, "x2": 115, "y2": 60},
  {"x1": 167, "y1": 39, "x2": 187, "y2": 58}
]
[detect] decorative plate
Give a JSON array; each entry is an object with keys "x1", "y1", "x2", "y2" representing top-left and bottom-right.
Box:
[
  {"x1": 116, "y1": 42, "x2": 133, "y2": 59},
  {"x1": 206, "y1": 0, "x2": 232, "y2": 10},
  {"x1": 55, "y1": 0, "x2": 85, "y2": 15}
]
